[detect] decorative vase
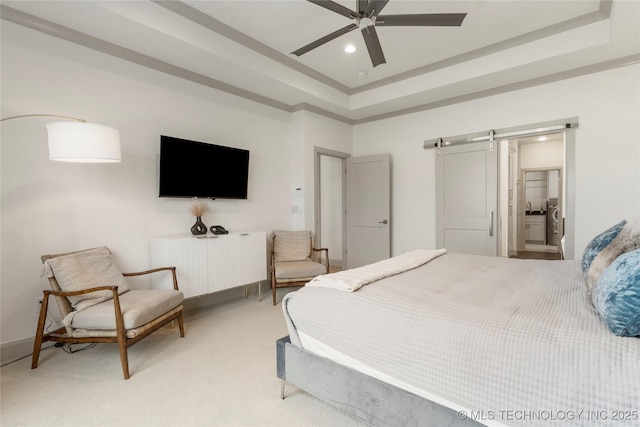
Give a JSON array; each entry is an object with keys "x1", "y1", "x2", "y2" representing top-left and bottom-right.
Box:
[{"x1": 190, "y1": 216, "x2": 207, "y2": 235}]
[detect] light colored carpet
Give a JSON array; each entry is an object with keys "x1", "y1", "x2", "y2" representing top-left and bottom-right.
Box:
[{"x1": 1, "y1": 290, "x2": 368, "y2": 427}]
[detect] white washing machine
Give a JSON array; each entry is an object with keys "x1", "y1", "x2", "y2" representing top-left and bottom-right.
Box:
[{"x1": 547, "y1": 198, "x2": 559, "y2": 246}]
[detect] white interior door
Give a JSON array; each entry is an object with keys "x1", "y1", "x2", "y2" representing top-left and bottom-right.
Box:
[
  {"x1": 345, "y1": 154, "x2": 391, "y2": 269},
  {"x1": 436, "y1": 142, "x2": 498, "y2": 256}
]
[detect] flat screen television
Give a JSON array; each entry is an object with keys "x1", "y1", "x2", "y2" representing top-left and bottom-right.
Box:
[{"x1": 159, "y1": 135, "x2": 250, "y2": 199}]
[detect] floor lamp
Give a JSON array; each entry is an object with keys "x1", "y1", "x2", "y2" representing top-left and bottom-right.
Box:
[{"x1": 0, "y1": 114, "x2": 121, "y2": 163}]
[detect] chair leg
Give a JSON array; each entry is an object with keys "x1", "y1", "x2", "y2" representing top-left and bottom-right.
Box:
[
  {"x1": 117, "y1": 339, "x2": 130, "y2": 380},
  {"x1": 31, "y1": 295, "x2": 49, "y2": 369},
  {"x1": 111, "y1": 292, "x2": 130, "y2": 379},
  {"x1": 272, "y1": 277, "x2": 277, "y2": 306},
  {"x1": 177, "y1": 312, "x2": 185, "y2": 338}
]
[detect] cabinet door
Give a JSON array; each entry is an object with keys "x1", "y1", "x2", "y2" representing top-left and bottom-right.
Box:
[
  {"x1": 238, "y1": 232, "x2": 267, "y2": 285},
  {"x1": 208, "y1": 234, "x2": 240, "y2": 292},
  {"x1": 530, "y1": 222, "x2": 546, "y2": 243},
  {"x1": 152, "y1": 232, "x2": 267, "y2": 298},
  {"x1": 166, "y1": 238, "x2": 208, "y2": 298},
  {"x1": 525, "y1": 217, "x2": 545, "y2": 244}
]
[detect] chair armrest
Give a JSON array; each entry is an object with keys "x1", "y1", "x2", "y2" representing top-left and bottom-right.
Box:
[
  {"x1": 43, "y1": 285, "x2": 119, "y2": 298},
  {"x1": 123, "y1": 266, "x2": 175, "y2": 276},
  {"x1": 123, "y1": 266, "x2": 179, "y2": 291},
  {"x1": 311, "y1": 248, "x2": 329, "y2": 270}
]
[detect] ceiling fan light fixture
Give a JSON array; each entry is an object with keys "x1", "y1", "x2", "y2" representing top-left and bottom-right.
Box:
[
  {"x1": 293, "y1": 0, "x2": 467, "y2": 67},
  {"x1": 359, "y1": 17, "x2": 375, "y2": 29}
]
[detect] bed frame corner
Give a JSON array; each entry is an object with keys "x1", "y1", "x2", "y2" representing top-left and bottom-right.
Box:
[{"x1": 275, "y1": 335, "x2": 483, "y2": 426}]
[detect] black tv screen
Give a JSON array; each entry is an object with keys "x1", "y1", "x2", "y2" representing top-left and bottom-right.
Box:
[{"x1": 159, "y1": 135, "x2": 249, "y2": 199}]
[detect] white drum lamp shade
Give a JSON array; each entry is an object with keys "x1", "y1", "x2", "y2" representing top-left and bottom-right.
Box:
[{"x1": 46, "y1": 121, "x2": 121, "y2": 163}]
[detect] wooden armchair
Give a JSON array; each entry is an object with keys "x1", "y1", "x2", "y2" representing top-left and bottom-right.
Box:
[
  {"x1": 33, "y1": 246, "x2": 185, "y2": 379},
  {"x1": 271, "y1": 230, "x2": 328, "y2": 305}
]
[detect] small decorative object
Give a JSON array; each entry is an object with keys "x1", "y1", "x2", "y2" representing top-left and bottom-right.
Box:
[
  {"x1": 191, "y1": 217, "x2": 207, "y2": 235},
  {"x1": 189, "y1": 201, "x2": 209, "y2": 235}
]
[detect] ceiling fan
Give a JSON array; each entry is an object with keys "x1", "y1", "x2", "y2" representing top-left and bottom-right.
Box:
[{"x1": 291, "y1": 0, "x2": 467, "y2": 67}]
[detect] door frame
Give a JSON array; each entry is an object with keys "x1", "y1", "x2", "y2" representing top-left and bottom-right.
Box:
[{"x1": 314, "y1": 147, "x2": 350, "y2": 266}]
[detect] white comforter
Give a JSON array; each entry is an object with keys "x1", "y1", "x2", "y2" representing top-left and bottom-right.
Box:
[{"x1": 282, "y1": 253, "x2": 640, "y2": 427}]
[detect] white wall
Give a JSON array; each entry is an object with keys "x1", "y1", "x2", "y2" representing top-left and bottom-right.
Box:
[
  {"x1": 298, "y1": 110, "x2": 352, "y2": 232},
  {"x1": 0, "y1": 22, "x2": 355, "y2": 350},
  {"x1": 519, "y1": 139, "x2": 564, "y2": 169},
  {"x1": 0, "y1": 23, "x2": 349, "y2": 349},
  {"x1": 354, "y1": 64, "x2": 640, "y2": 258}
]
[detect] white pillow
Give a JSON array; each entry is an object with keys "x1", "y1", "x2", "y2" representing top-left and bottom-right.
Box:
[
  {"x1": 273, "y1": 230, "x2": 311, "y2": 262},
  {"x1": 44, "y1": 247, "x2": 130, "y2": 312}
]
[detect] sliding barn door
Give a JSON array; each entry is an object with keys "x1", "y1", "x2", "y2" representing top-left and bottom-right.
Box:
[{"x1": 436, "y1": 142, "x2": 498, "y2": 256}]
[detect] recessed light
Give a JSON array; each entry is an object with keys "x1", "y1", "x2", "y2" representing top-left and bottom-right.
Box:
[
  {"x1": 344, "y1": 44, "x2": 356, "y2": 53},
  {"x1": 538, "y1": 136, "x2": 547, "y2": 141},
  {"x1": 357, "y1": 70, "x2": 367, "y2": 78}
]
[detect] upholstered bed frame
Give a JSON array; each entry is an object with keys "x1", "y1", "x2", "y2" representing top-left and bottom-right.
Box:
[
  {"x1": 276, "y1": 219, "x2": 640, "y2": 427},
  {"x1": 276, "y1": 336, "x2": 481, "y2": 427}
]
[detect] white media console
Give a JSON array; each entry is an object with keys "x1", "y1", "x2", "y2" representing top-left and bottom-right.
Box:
[{"x1": 150, "y1": 232, "x2": 267, "y2": 299}]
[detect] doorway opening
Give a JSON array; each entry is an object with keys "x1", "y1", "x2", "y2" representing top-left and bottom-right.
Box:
[
  {"x1": 314, "y1": 147, "x2": 349, "y2": 271},
  {"x1": 502, "y1": 132, "x2": 565, "y2": 260}
]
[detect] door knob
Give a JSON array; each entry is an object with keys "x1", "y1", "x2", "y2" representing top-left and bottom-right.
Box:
[{"x1": 379, "y1": 220, "x2": 388, "y2": 224}]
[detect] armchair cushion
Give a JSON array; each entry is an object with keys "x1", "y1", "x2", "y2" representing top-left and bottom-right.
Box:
[
  {"x1": 70, "y1": 289, "x2": 183, "y2": 331},
  {"x1": 273, "y1": 230, "x2": 311, "y2": 262},
  {"x1": 274, "y1": 260, "x2": 327, "y2": 281},
  {"x1": 43, "y1": 246, "x2": 130, "y2": 312}
]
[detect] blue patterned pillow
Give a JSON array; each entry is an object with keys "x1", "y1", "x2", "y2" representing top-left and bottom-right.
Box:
[
  {"x1": 582, "y1": 220, "x2": 627, "y2": 276},
  {"x1": 592, "y1": 249, "x2": 640, "y2": 337}
]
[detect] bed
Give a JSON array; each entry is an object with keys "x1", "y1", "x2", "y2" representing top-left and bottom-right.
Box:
[{"x1": 278, "y1": 223, "x2": 640, "y2": 427}]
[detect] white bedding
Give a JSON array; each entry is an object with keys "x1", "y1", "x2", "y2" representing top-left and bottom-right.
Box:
[
  {"x1": 282, "y1": 253, "x2": 640, "y2": 426},
  {"x1": 306, "y1": 248, "x2": 446, "y2": 291}
]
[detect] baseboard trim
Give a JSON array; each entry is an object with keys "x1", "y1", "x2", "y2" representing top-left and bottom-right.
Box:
[
  {"x1": 329, "y1": 259, "x2": 343, "y2": 268},
  {"x1": 1, "y1": 337, "x2": 56, "y2": 367}
]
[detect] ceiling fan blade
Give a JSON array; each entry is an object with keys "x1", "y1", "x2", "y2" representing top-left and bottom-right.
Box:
[
  {"x1": 307, "y1": 0, "x2": 358, "y2": 19},
  {"x1": 361, "y1": 25, "x2": 386, "y2": 67},
  {"x1": 364, "y1": 0, "x2": 390, "y2": 16},
  {"x1": 376, "y1": 13, "x2": 467, "y2": 27},
  {"x1": 291, "y1": 23, "x2": 358, "y2": 56}
]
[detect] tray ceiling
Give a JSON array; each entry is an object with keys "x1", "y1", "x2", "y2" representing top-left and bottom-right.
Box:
[{"x1": 1, "y1": 1, "x2": 638, "y2": 123}]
